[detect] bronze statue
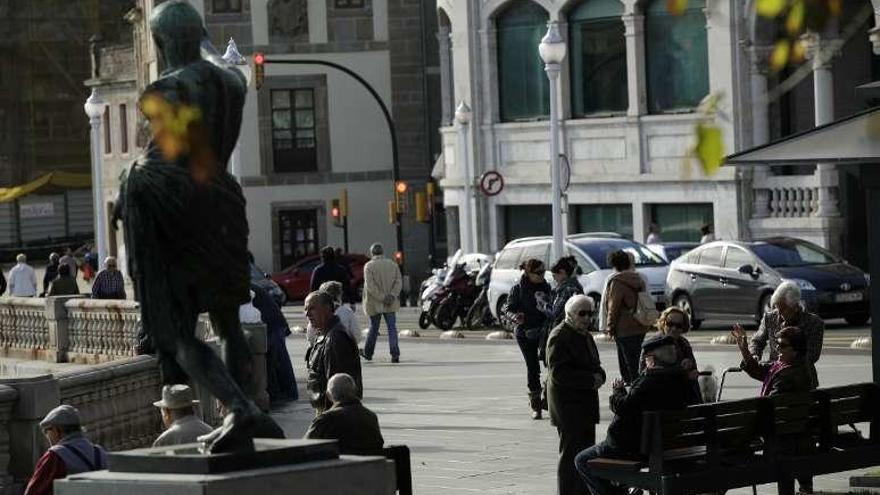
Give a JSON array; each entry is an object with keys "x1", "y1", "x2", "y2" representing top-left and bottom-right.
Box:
[{"x1": 117, "y1": 0, "x2": 283, "y2": 453}]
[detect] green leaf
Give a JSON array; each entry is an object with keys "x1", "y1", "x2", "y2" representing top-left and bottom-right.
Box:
[
  {"x1": 756, "y1": 0, "x2": 787, "y2": 17},
  {"x1": 694, "y1": 123, "x2": 725, "y2": 176}
]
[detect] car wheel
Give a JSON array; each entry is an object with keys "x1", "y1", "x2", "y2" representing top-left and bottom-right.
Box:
[
  {"x1": 418, "y1": 311, "x2": 432, "y2": 329},
  {"x1": 495, "y1": 296, "x2": 508, "y2": 321},
  {"x1": 674, "y1": 294, "x2": 702, "y2": 330},
  {"x1": 757, "y1": 293, "x2": 772, "y2": 324},
  {"x1": 844, "y1": 313, "x2": 871, "y2": 326}
]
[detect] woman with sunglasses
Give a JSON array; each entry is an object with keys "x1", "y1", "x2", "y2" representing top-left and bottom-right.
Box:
[
  {"x1": 731, "y1": 324, "x2": 814, "y2": 494},
  {"x1": 502, "y1": 258, "x2": 551, "y2": 419},
  {"x1": 546, "y1": 295, "x2": 605, "y2": 495},
  {"x1": 538, "y1": 256, "x2": 584, "y2": 364},
  {"x1": 640, "y1": 307, "x2": 701, "y2": 402}
]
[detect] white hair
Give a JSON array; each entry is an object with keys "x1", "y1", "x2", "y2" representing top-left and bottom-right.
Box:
[
  {"x1": 771, "y1": 281, "x2": 801, "y2": 309},
  {"x1": 327, "y1": 373, "x2": 359, "y2": 404},
  {"x1": 646, "y1": 345, "x2": 677, "y2": 367},
  {"x1": 15, "y1": 253, "x2": 26, "y2": 263},
  {"x1": 565, "y1": 294, "x2": 594, "y2": 320}
]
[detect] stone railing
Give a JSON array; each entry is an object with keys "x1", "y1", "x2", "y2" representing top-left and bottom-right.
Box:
[
  {"x1": 0, "y1": 298, "x2": 50, "y2": 361},
  {"x1": 57, "y1": 355, "x2": 162, "y2": 451},
  {"x1": 64, "y1": 299, "x2": 140, "y2": 364},
  {"x1": 752, "y1": 174, "x2": 822, "y2": 218}
]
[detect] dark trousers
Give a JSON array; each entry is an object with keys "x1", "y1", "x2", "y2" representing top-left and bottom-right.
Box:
[
  {"x1": 574, "y1": 441, "x2": 625, "y2": 495},
  {"x1": 515, "y1": 331, "x2": 542, "y2": 393},
  {"x1": 558, "y1": 420, "x2": 596, "y2": 495},
  {"x1": 615, "y1": 334, "x2": 645, "y2": 384}
]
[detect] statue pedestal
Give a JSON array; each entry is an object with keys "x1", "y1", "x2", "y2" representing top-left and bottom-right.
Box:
[{"x1": 55, "y1": 439, "x2": 397, "y2": 495}]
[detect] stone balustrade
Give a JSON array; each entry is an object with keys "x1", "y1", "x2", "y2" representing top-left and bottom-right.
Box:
[
  {"x1": 0, "y1": 298, "x2": 50, "y2": 361},
  {"x1": 752, "y1": 173, "x2": 831, "y2": 218},
  {"x1": 64, "y1": 299, "x2": 140, "y2": 364}
]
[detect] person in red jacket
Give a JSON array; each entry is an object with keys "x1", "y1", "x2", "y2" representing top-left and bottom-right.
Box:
[{"x1": 24, "y1": 405, "x2": 107, "y2": 495}]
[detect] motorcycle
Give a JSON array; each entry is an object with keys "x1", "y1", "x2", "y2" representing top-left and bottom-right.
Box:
[
  {"x1": 418, "y1": 266, "x2": 447, "y2": 329},
  {"x1": 465, "y1": 263, "x2": 495, "y2": 330},
  {"x1": 432, "y1": 261, "x2": 478, "y2": 331}
]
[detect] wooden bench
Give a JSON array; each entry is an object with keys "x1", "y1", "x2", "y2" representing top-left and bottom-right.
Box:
[
  {"x1": 586, "y1": 383, "x2": 880, "y2": 495},
  {"x1": 383, "y1": 445, "x2": 412, "y2": 495}
]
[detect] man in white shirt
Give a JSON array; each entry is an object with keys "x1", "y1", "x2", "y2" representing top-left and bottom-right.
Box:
[
  {"x1": 8, "y1": 254, "x2": 37, "y2": 297},
  {"x1": 152, "y1": 384, "x2": 213, "y2": 447}
]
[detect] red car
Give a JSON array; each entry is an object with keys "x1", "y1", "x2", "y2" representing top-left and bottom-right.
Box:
[{"x1": 271, "y1": 254, "x2": 369, "y2": 302}]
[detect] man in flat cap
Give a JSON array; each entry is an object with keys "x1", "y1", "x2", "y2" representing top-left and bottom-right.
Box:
[
  {"x1": 574, "y1": 335, "x2": 698, "y2": 495},
  {"x1": 24, "y1": 405, "x2": 107, "y2": 495},
  {"x1": 153, "y1": 385, "x2": 213, "y2": 447}
]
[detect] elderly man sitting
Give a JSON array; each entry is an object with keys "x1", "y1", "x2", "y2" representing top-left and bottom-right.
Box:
[
  {"x1": 305, "y1": 291, "x2": 363, "y2": 413},
  {"x1": 304, "y1": 373, "x2": 384, "y2": 455},
  {"x1": 152, "y1": 384, "x2": 213, "y2": 447},
  {"x1": 574, "y1": 334, "x2": 698, "y2": 495},
  {"x1": 750, "y1": 281, "x2": 824, "y2": 387}
]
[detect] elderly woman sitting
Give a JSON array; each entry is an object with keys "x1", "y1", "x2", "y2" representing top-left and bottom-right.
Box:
[
  {"x1": 749, "y1": 281, "x2": 824, "y2": 388},
  {"x1": 546, "y1": 295, "x2": 606, "y2": 495},
  {"x1": 639, "y1": 307, "x2": 701, "y2": 402}
]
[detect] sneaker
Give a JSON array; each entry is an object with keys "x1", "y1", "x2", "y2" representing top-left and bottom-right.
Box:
[
  {"x1": 359, "y1": 349, "x2": 372, "y2": 361},
  {"x1": 391, "y1": 357, "x2": 400, "y2": 364}
]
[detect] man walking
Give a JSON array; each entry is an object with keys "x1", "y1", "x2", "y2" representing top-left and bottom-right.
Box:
[
  {"x1": 91, "y1": 256, "x2": 127, "y2": 300},
  {"x1": 305, "y1": 291, "x2": 362, "y2": 414},
  {"x1": 24, "y1": 405, "x2": 107, "y2": 495},
  {"x1": 304, "y1": 373, "x2": 384, "y2": 455},
  {"x1": 309, "y1": 246, "x2": 353, "y2": 304},
  {"x1": 361, "y1": 243, "x2": 402, "y2": 363},
  {"x1": 8, "y1": 254, "x2": 37, "y2": 297},
  {"x1": 152, "y1": 384, "x2": 213, "y2": 447}
]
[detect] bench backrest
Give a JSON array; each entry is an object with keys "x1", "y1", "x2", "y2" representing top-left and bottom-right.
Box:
[{"x1": 813, "y1": 382, "x2": 880, "y2": 450}]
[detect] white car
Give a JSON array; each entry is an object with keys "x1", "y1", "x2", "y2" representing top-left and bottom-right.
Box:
[{"x1": 487, "y1": 235, "x2": 670, "y2": 320}]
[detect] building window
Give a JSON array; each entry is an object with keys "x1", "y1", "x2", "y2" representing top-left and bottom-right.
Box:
[
  {"x1": 271, "y1": 89, "x2": 317, "y2": 173},
  {"x1": 103, "y1": 107, "x2": 111, "y2": 154},
  {"x1": 334, "y1": 0, "x2": 365, "y2": 7},
  {"x1": 213, "y1": 0, "x2": 242, "y2": 13},
  {"x1": 649, "y1": 203, "x2": 713, "y2": 242},
  {"x1": 644, "y1": 0, "x2": 708, "y2": 114},
  {"x1": 278, "y1": 208, "x2": 319, "y2": 269},
  {"x1": 569, "y1": 0, "x2": 627, "y2": 116},
  {"x1": 503, "y1": 204, "x2": 551, "y2": 243},
  {"x1": 496, "y1": 1, "x2": 550, "y2": 122},
  {"x1": 574, "y1": 204, "x2": 633, "y2": 239},
  {"x1": 119, "y1": 104, "x2": 128, "y2": 154}
]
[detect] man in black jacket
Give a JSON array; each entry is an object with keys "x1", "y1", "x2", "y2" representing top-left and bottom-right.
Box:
[
  {"x1": 305, "y1": 291, "x2": 362, "y2": 413},
  {"x1": 309, "y1": 246, "x2": 353, "y2": 303},
  {"x1": 574, "y1": 334, "x2": 697, "y2": 495},
  {"x1": 304, "y1": 373, "x2": 383, "y2": 455}
]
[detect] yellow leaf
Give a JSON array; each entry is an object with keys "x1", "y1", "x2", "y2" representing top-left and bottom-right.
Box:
[
  {"x1": 666, "y1": 0, "x2": 688, "y2": 16},
  {"x1": 770, "y1": 40, "x2": 790, "y2": 72},
  {"x1": 791, "y1": 39, "x2": 807, "y2": 64},
  {"x1": 694, "y1": 123, "x2": 725, "y2": 176},
  {"x1": 785, "y1": 0, "x2": 804, "y2": 35},
  {"x1": 756, "y1": 0, "x2": 787, "y2": 17}
]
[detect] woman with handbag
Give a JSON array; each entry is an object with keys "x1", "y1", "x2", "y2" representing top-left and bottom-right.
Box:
[
  {"x1": 601, "y1": 250, "x2": 649, "y2": 384},
  {"x1": 502, "y1": 258, "x2": 551, "y2": 419}
]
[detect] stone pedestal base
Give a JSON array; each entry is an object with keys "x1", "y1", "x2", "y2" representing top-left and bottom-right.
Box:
[{"x1": 55, "y1": 456, "x2": 396, "y2": 495}]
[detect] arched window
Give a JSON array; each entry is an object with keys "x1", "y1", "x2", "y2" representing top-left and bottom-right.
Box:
[
  {"x1": 438, "y1": 9, "x2": 455, "y2": 125},
  {"x1": 644, "y1": 0, "x2": 708, "y2": 113},
  {"x1": 569, "y1": 0, "x2": 627, "y2": 116},
  {"x1": 496, "y1": 1, "x2": 550, "y2": 122}
]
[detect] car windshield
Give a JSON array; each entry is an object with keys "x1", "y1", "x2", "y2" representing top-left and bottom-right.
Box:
[
  {"x1": 751, "y1": 239, "x2": 841, "y2": 267},
  {"x1": 574, "y1": 240, "x2": 667, "y2": 269}
]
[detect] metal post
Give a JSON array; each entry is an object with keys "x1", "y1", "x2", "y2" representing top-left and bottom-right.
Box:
[
  {"x1": 85, "y1": 89, "x2": 108, "y2": 266},
  {"x1": 456, "y1": 102, "x2": 474, "y2": 254},
  {"x1": 547, "y1": 63, "x2": 563, "y2": 262},
  {"x1": 342, "y1": 215, "x2": 349, "y2": 254}
]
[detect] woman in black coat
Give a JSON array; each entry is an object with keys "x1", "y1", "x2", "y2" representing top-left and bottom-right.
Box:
[
  {"x1": 502, "y1": 258, "x2": 551, "y2": 419},
  {"x1": 547, "y1": 294, "x2": 605, "y2": 495}
]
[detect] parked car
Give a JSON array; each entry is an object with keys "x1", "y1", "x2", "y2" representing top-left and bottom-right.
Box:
[
  {"x1": 271, "y1": 253, "x2": 370, "y2": 302},
  {"x1": 487, "y1": 234, "x2": 670, "y2": 321},
  {"x1": 648, "y1": 242, "x2": 700, "y2": 263},
  {"x1": 665, "y1": 237, "x2": 871, "y2": 329},
  {"x1": 250, "y1": 261, "x2": 287, "y2": 307}
]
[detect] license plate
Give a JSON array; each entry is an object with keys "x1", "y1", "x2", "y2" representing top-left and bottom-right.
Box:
[{"x1": 835, "y1": 292, "x2": 863, "y2": 303}]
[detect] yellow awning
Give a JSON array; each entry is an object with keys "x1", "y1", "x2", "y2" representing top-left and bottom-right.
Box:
[{"x1": 0, "y1": 172, "x2": 92, "y2": 203}]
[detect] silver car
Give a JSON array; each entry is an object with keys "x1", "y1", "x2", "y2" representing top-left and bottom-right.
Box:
[{"x1": 487, "y1": 235, "x2": 670, "y2": 320}]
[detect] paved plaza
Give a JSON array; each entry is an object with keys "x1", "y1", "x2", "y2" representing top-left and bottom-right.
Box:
[{"x1": 272, "y1": 316, "x2": 874, "y2": 495}]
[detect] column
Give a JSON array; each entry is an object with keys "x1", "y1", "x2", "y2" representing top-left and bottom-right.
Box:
[
  {"x1": 437, "y1": 26, "x2": 454, "y2": 126},
  {"x1": 622, "y1": 13, "x2": 647, "y2": 117},
  {"x1": 749, "y1": 45, "x2": 773, "y2": 219},
  {"x1": 805, "y1": 33, "x2": 840, "y2": 217}
]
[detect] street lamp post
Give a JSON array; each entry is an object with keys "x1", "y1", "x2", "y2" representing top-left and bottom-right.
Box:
[
  {"x1": 222, "y1": 38, "x2": 252, "y2": 182},
  {"x1": 455, "y1": 101, "x2": 474, "y2": 254},
  {"x1": 84, "y1": 88, "x2": 109, "y2": 266},
  {"x1": 539, "y1": 22, "x2": 567, "y2": 263}
]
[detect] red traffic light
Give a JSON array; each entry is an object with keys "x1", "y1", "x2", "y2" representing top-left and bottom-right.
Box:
[
  {"x1": 331, "y1": 207, "x2": 340, "y2": 218},
  {"x1": 395, "y1": 181, "x2": 408, "y2": 194},
  {"x1": 254, "y1": 52, "x2": 265, "y2": 65},
  {"x1": 394, "y1": 251, "x2": 404, "y2": 264}
]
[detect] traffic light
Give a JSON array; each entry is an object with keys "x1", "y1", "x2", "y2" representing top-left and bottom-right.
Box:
[
  {"x1": 394, "y1": 251, "x2": 404, "y2": 265},
  {"x1": 394, "y1": 181, "x2": 408, "y2": 214},
  {"x1": 253, "y1": 52, "x2": 265, "y2": 90},
  {"x1": 330, "y1": 198, "x2": 343, "y2": 227},
  {"x1": 415, "y1": 191, "x2": 429, "y2": 223}
]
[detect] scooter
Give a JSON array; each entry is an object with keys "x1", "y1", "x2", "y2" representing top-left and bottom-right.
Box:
[
  {"x1": 465, "y1": 263, "x2": 495, "y2": 330},
  {"x1": 418, "y1": 267, "x2": 447, "y2": 329},
  {"x1": 432, "y1": 262, "x2": 478, "y2": 331}
]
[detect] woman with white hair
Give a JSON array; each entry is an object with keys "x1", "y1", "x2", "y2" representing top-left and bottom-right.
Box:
[
  {"x1": 546, "y1": 294, "x2": 606, "y2": 495},
  {"x1": 748, "y1": 281, "x2": 824, "y2": 388}
]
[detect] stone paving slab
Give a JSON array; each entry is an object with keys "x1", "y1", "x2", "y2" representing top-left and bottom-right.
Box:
[{"x1": 272, "y1": 336, "x2": 875, "y2": 495}]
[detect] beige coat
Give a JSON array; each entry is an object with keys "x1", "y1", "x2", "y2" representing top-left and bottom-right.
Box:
[
  {"x1": 602, "y1": 270, "x2": 649, "y2": 338},
  {"x1": 362, "y1": 256, "x2": 402, "y2": 316}
]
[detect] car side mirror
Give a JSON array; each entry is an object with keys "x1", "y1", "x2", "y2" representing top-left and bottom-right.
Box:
[{"x1": 738, "y1": 264, "x2": 754, "y2": 276}]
